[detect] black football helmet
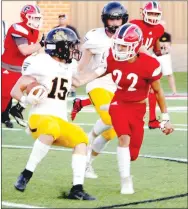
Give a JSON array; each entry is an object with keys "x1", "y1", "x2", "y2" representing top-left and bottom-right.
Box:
[
  {"x1": 101, "y1": 1, "x2": 129, "y2": 34},
  {"x1": 45, "y1": 27, "x2": 81, "y2": 63}
]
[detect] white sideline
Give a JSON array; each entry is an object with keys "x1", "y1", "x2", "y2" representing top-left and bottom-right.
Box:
[
  {"x1": 2, "y1": 201, "x2": 45, "y2": 208},
  {"x1": 2, "y1": 144, "x2": 187, "y2": 163}
]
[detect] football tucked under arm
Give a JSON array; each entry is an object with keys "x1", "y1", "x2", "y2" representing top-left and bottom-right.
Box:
[
  {"x1": 10, "y1": 75, "x2": 47, "y2": 105},
  {"x1": 11, "y1": 75, "x2": 37, "y2": 102}
]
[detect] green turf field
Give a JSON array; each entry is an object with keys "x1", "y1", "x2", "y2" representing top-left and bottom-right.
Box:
[{"x1": 2, "y1": 72, "x2": 187, "y2": 208}]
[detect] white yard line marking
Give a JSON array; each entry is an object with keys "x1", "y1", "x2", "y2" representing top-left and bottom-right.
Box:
[
  {"x1": 2, "y1": 201, "x2": 45, "y2": 208},
  {"x1": 2, "y1": 144, "x2": 187, "y2": 163},
  {"x1": 2, "y1": 126, "x2": 187, "y2": 132}
]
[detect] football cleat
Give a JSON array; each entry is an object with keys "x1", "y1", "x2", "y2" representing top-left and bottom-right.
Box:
[
  {"x1": 120, "y1": 176, "x2": 135, "y2": 194},
  {"x1": 63, "y1": 186, "x2": 96, "y2": 200},
  {"x1": 85, "y1": 164, "x2": 98, "y2": 179},
  {"x1": 148, "y1": 119, "x2": 160, "y2": 129},
  {"x1": 71, "y1": 98, "x2": 83, "y2": 121},
  {"x1": 14, "y1": 173, "x2": 30, "y2": 192},
  {"x1": 3, "y1": 120, "x2": 13, "y2": 128}
]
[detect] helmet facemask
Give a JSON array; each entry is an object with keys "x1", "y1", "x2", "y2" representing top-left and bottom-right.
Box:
[
  {"x1": 143, "y1": 10, "x2": 162, "y2": 25},
  {"x1": 47, "y1": 41, "x2": 81, "y2": 64},
  {"x1": 26, "y1": 13, "x2": 43, "y2": 30},
  {"x1": 112, "y1": 39, "x2": 139, "y2": 61}
]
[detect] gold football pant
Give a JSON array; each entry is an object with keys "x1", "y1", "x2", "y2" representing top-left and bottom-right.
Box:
[{"x1": 28, "y1": 114, "x2": 88, "y2": 148}]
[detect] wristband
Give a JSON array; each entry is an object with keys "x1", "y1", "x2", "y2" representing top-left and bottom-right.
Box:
[
  {"x1": 20, "y1": 96, "x2": 27, "y2": 105},
  {"x1": 161, "y1": 113, "x2": 170, "y2": 121}
]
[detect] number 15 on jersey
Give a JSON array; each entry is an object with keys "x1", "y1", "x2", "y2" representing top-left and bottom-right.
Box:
[{"x1": 48, "y1": 77, "x2": 69, "y2": 100}]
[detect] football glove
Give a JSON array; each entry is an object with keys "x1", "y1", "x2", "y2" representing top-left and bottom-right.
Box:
[{"x1": 10, "y1": 103, "x2": 27, "y2": 127}]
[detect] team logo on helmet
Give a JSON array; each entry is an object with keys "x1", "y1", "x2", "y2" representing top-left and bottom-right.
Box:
[
  {"x1": 53, "y1": 31, "x2": 68, "y2": 41},
  {"x1": 23, "y1": 5, "x2": 31, "y2": 13}
]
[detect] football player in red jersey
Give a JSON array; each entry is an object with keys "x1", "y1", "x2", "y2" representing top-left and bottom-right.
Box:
[
  {"x1": 71, "y1": 1, "x2": 164, "y2": 130},
  {"x1": 73, "y1": 23, "x2": 174, "y2": 194},
  {"x1": 1, "y1": 4, "x2": 44, "y2": 127},
  {"x1": 130, "y1": 1, "x2": 165, "y2": 129}
]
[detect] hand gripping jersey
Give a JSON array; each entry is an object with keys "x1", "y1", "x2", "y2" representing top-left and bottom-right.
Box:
[
  {"x1": 106, "y1": 50, "x2": 162, "y2": 103},
  {"x1": 22, "y1": 53, "x2": 73, "y2": 120},
  {"x1": 2, "y1": 22, "x2": 39, "y2": 69},
  {"x1": 130, "y1": 19, "x2": 164, "y2": 52},
  {"x1": 82, "y1": 28, "x2": 117, "y2": 93}
]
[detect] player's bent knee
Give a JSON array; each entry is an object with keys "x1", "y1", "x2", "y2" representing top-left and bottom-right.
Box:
[
  {"x1": 118, "y1": 135, "x2": 130, "y2": 147},
  {"x1": 102, "y1": 128, "x2": 116, "y2": 141}
]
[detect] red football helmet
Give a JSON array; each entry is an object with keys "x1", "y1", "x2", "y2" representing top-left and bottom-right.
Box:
[
  {"x1": 112, "y1": 23, "x2": 143, "y2": 61},
  {"x1": 142, "y1": 1, "x2": 162, "y2": 25},
  {"x1": 20, "y1": 5, "x2": 43, "y2": 30}
]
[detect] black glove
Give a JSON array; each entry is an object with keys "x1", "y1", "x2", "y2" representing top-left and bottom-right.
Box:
[
  {"x1": 9, "y1": 103, "x2": 27, "y2": 127},
  {"x1": 39, "y1": 34, "x2": 45, "y2": 47}
]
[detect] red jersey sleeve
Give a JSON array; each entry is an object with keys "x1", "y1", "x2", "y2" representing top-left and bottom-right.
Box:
[
  {"x1": 9, "y1": 23, "x2": 30, "y2": 39},
  {"x1": 147, "y1": 57, "x2": 162, "y2": 84}
]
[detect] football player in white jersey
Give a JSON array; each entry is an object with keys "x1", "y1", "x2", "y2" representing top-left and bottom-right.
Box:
[
  {"x1": 71, "y1": 2, "x2": 129, "y2": 179},
  {"x1": 10, "y1": 27, "x2": 95, "y2": 200}
]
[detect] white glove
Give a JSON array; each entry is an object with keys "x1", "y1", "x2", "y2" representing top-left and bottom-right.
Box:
[{"x1": 21, "y1": 85, "x2": 48, "y2": 105}]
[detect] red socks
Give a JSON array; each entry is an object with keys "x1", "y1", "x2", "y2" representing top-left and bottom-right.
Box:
[
  {"x1": 148, "y1": 92, "x2": 157, "y2": 121},
  {"x1": 81, "y1": 98, "x2": 92, "y2": 107}
]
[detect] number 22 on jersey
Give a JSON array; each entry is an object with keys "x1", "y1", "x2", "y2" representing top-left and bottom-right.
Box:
[
  {"x1": 48, "y1": 77, "x2": 68, "y2": 100},
  {"x1": 113, "y1": 70, "x2": 138, "y2": 91}
]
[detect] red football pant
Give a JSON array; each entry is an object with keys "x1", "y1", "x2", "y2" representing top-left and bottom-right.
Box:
[
  {"x1": 148, "y1": 91, "x2": 157, "y2": 121},
  {"x1": 1, "y1": 68, "x2": 21, "y2": 112},
  {"x1": 109, "y1": 102, "x2": 146, "y2": 161}
]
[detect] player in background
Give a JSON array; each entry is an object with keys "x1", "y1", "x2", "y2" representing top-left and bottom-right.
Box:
[
  {"x1": 73, "y1": 23, "x2": 174, "y2": 194},
  {"x1": 72, "y1": 2, "x2": 129, "y2": 179},
  {"x1": 130, "y1": 1, "x2": 165, "y2": 129},
  {"x1": 158, "y1": 25, "x2": 177, "y2": 95},
  {"x1": 1, "y1": 4, "x2": 44, "y2": 128},
  {"x1": 11, "y1": 27, "x2": 95, "y2": 200},
  {"x1": 72, "y1": 1, "x2": 165, "y2": 130},
  {"x1": 1, "y1": 20, "x2": 13, "y2": 128}
]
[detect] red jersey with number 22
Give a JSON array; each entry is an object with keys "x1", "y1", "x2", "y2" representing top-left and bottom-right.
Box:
[
  {"x1": 106, "y1": 50, "x2": 162, "y2": 103},
  {"x1": 130, "y1": 19, "x2": 164, "y2": 50}
]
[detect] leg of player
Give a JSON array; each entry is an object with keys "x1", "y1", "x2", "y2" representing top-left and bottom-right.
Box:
[
  {"x1": 14, "y1": 135, "x2": 53, "y2": 192},
  {"x1": 166, "y1": 74, "x2": 177, "y2": 95},
  {"x1": 85, "y1": 134, "x2": 109, "y2": 179},
  {"x1": 64, "y1": 143, "x2": 96, "y2": 200},
  {"x1": 71, "y1": 98, "x2": 92, "y2": 121},
  {"x1": 109, "y1": 103, "x2": 136, "y2": 194},
  {"x1": 117, "y1": 135, "x2": 134, "y2": 194},
  {"x1": 148, "y1": 88, "x2": 160, "y2": 129},
  {"x1": 85, "y1": 119, "x2": 112, "y2": 178}
]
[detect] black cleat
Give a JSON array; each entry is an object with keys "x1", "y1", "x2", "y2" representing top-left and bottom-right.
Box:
[
  {"x1": 63, "y1": 186, "x2": 96, "y2": 200},
  {"x1": 3, "y1": 120, "x2": 13, "y2": 128},
  {"x1": 14, "y1": 174, "x2": 30, "y2": 192}
]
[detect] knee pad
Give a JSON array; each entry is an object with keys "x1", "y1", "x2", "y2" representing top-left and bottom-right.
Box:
[
  {"x1": 92, "y1": 135, "x2": 109, "y2": 153},
  {"x1": 93, "y1": 119, "x2": 111, "y2": 136}
]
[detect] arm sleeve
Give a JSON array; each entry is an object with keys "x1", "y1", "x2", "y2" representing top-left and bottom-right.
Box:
[{"x1": 12, "y1": 36, "x2": 28, "y2": 46}]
